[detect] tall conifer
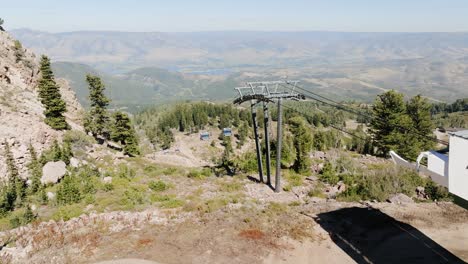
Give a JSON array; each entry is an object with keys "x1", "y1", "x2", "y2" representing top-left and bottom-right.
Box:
[
  {"x1": 37, "y1": 55, "x2": 69, "y2": 130},
  {"x1": 84, "y1": 75, "x2": 110, "y2": 138}
]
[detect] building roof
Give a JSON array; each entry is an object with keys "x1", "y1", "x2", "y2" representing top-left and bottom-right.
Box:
[{"x1": 449, "y1": 130, "x2": 468, "y2": 140}]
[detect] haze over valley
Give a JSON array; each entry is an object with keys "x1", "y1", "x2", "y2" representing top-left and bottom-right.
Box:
[{"x1": 12, "y1": 29, "x2": 468, "y2": 106}]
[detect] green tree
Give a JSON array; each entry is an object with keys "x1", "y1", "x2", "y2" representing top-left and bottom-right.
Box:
[
  {"x1": 0, "y1": 18, "x2": 4, "y2": 31},
  {"x1": 37, "y1": 55, "x2": 69, "y2": 130},
  {"x1": 84, "y1": 75, "x2": 111, "y2": 138},
  {"x1": 111, "y1": 111, "x2": 140, "y2": 156},
  {"x1": 13, "y1": 40, "x2": 24, "y2": 63},
  {"x1": 56, "y1": 175, "x2": 81, "y2": 205},
  {"x1": 370, "y1": 90, "x2": 413, "y2": 159},
  {"x1": 61, "y1": 139, "x2": 73, "y2": 165},
  {"x1": 406, "y1": 95, "x2": 435, "y2": 155},
  {"x1": 3, "y1": 141, "x2": 26, "y2": 208},
  {"x1": 22, "y1": 205, "x2": 37, "y2": 224},
  {"x1": 237, "y1": 121, "x2": 249, "y2": 148},
  {"x1": 27, "y1": 144, "x2": 42, "y2": 194},
  {"x1": 289, "y1": 116, "x2": 313, "y2": 173}
]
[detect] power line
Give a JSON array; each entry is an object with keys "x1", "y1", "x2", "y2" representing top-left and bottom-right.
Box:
[{"x1": 280, "y1": 82, "x2": 449, "y2": 146}]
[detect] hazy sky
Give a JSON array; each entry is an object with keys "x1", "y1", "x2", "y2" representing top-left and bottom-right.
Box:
[{"x1": 2, "y1": 0, "x2": 468, "y2": 32}]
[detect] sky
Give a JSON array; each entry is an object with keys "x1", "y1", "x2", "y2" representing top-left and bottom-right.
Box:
[{"x1": 2, "y1": 0, "x2": 468, "y2": 33}]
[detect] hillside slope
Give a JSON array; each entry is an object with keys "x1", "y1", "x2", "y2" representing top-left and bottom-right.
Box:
[{"x1": 0, "y1": 31, "x2": 83, "y2": 179}]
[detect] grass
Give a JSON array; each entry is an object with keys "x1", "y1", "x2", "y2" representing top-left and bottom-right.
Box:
[
  {"x1": 149, "y1": 180, "x2": 170, "y2": 192},
  {"x1": 187, "y1": 168, "x2": 212, "y2": 179},
  {"x1": 218, "y1": 181, "x2": 243, "y2": 192}
]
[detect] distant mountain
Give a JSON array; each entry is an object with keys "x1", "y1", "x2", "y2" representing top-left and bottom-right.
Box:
[{"x1": 15, "y1": 29, "x2": 468, "y2": 102}]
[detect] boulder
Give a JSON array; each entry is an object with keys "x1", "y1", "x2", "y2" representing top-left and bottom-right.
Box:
[
  {"x1": 103, "y1": 177, "x2": 113, "y2": 184},
  {"x1": 387, "y1": 193, "x2": 414, "y2": 204},
  {"x1": 69, "y1": 157, "x2": 80, "y2": 168},
  {"x1": 41, "y1": 161, "x2": 67, "y2": 184},
  {"x1": 47, "y1": 192, "x2": 55, "y2": 200}
]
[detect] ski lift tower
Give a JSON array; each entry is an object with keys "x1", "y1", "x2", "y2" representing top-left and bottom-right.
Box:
[{"x1": 234, "y1": 81, "x2": 305, "y2": 192}]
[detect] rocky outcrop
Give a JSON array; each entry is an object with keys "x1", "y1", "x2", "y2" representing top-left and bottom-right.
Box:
[{"x1": 0, "y1": 30, "x2": 84, "y2": 180}]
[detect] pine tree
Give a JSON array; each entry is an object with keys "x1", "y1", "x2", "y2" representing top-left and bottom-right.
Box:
[
  {"x1": 52, "y1": 139, "x2": 63, "y2": 161},
  {"x1": 61, "y1": 139, "x2": 73, "y2": 165},
  {"x1": 111, "y1": 111, "x2": 140, "y2": 156},
  {"x1": 370, "y1": 90, "x2": 427, "y2": 160},
  {"x1": 37, "y1": 55, "x2": 69, "y2": 130},
  {"x1": 27, "y1": 144, "x2": 42, "y2": 194},
  {"x1": 406, "y1": 95, "x2": 435, "y2": 153},
  {"x1": 22, "y1": 205, "x2": 37, "y2": 224},
  {"x1": 3, "y1": 141, "x2": 26, "y2": 208},
  {"x1": 84, "y1": 75, "x2": 111, "y2": 138},
  {"x1": 289, "y1": 116, "x2": 313, "y2": 174}
]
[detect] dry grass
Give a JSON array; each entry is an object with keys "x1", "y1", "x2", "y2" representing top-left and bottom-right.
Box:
[{"x1": 239, "y1": 229, "x2": 265, "y2": 240}]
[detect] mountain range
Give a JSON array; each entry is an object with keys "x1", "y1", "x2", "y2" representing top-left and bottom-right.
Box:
[{"x1": 12, "y1": 29, "x2": 468, "y2": 105}]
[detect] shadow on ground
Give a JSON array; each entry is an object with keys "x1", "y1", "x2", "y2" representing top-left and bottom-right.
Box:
[{"x1": 312, "y1": 207, "x2": 466, "y2": 264}]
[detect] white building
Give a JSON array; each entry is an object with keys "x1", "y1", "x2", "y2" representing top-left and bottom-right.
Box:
[
  {"x1": 447, "y1": 130, "x2": 468, "y2": 201},
  {"x1": 391, "y1": 130, "x2": 468, "y2": 202}
]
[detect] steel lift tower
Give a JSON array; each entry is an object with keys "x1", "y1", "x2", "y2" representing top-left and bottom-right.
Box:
[{"x1": 234, "y1": 81, "x2": 305, "y2": 192}]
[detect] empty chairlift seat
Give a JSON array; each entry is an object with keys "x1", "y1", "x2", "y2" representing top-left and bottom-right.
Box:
[
  {"x1": 223, "y1": 128, "x2": 232, "y2": 137},
  {"x1": 200, "y1": 132, "x2": 210, "y2": 141}
]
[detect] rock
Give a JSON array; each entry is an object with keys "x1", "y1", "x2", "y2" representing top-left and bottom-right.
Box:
[
  {"x1": 30, "y1": 204, "x2": 37, "y2": 211},
  {"x1": 106, "y1": 141, "x2": 123, "y2": 151},
  {"x1": 416, "y1": 186, "x2": 427, "y2": 199},
  {"x1": 47, "y1": 192, "x2": 55, "y2": 200},
  {"x1": 41, "y1": 161, "x2": 67, "y2": 184},
  {"x1": 387, "y1": 193, "x2": 414, "y2": 204},
  {"x1": 114, "y1": 152, "x2": 125, "y2": 159},
  {"x1": 337, "y1": 181, "x2": 346, "y2": 193},
  {"x1": 103, "y1": 177, "x2": 113, "y2": 184},
  {"x1": 69, "y1": 157, "x2": 80, "y2": 168}
]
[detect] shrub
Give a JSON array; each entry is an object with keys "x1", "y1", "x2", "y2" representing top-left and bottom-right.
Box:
[
  {"x1": 52, "y1": 204, "x2": 84, "y2": 221},
  {"x1": 123, "y1": 187, "x2": 144, "y2": 206},
  {"x1": 160, "y1": 199, "x2": 184, "y2": 209},
  {"x1": 56, "y1": 175, "x2": 82, "y2": 205},
  {"x1": 425, "y1": 180, "x2": 451, "y2": 201},
  {"x1": 149, "y1": 180, "x2": 169, "y2": 192},
  {"x1": 320, "y1": 162, "x2": 339, "y2": 185},
  {"x1": 63, "y1": 130, "x2": 96, "y2": 149}
]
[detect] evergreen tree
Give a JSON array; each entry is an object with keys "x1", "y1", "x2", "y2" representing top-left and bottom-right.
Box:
[
  {"x1": 37, "y1": 55, "x2": 69, "y2": 130},
  {"x1": 370, "y1": 90, "x2": 432, "y2": 160},
  {"x1": 61, "y1": 139, "x2": 73, "y2": 165},
  {"x1": 14, "y1": 40, "x2": 24, "y2": 63},
  {"x1": 111, "y1": 111, "x2": 140, "y2": 156},
  {"x1": 84, "y1": 75, "x2": 111, "y2": 138},
  {"x1": 52, "y1": 139, "x2": 63, "y2": 161},
  {"x1": 0, "y1": 18, "x2": 4, "y2": 31},
  {"x1": 237, "y1": 122, "x2": 249, "y2": 148},
  {"x1": 22, "y1": 205, "x2": 37, "y2": 224},
  {"x1": 406, "y1": 95, "x2": 435, "y2": 152},
  {"x1": 56, "y1": 174, "x2": 81, "y2": 205},
  {"x1": 27, "y1": 144, "x2": 42, "y2": 194},
  {"x1": 289, "y1": 117, "x2": 313, "y2": 173},
  {"x1": 3, "y1": 141, "x2": 26, "y2": 208}
]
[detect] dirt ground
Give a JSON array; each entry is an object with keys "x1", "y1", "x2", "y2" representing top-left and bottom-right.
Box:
[{"x1": 20, "y1": 200, "x2": 464, "y2": 264}]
